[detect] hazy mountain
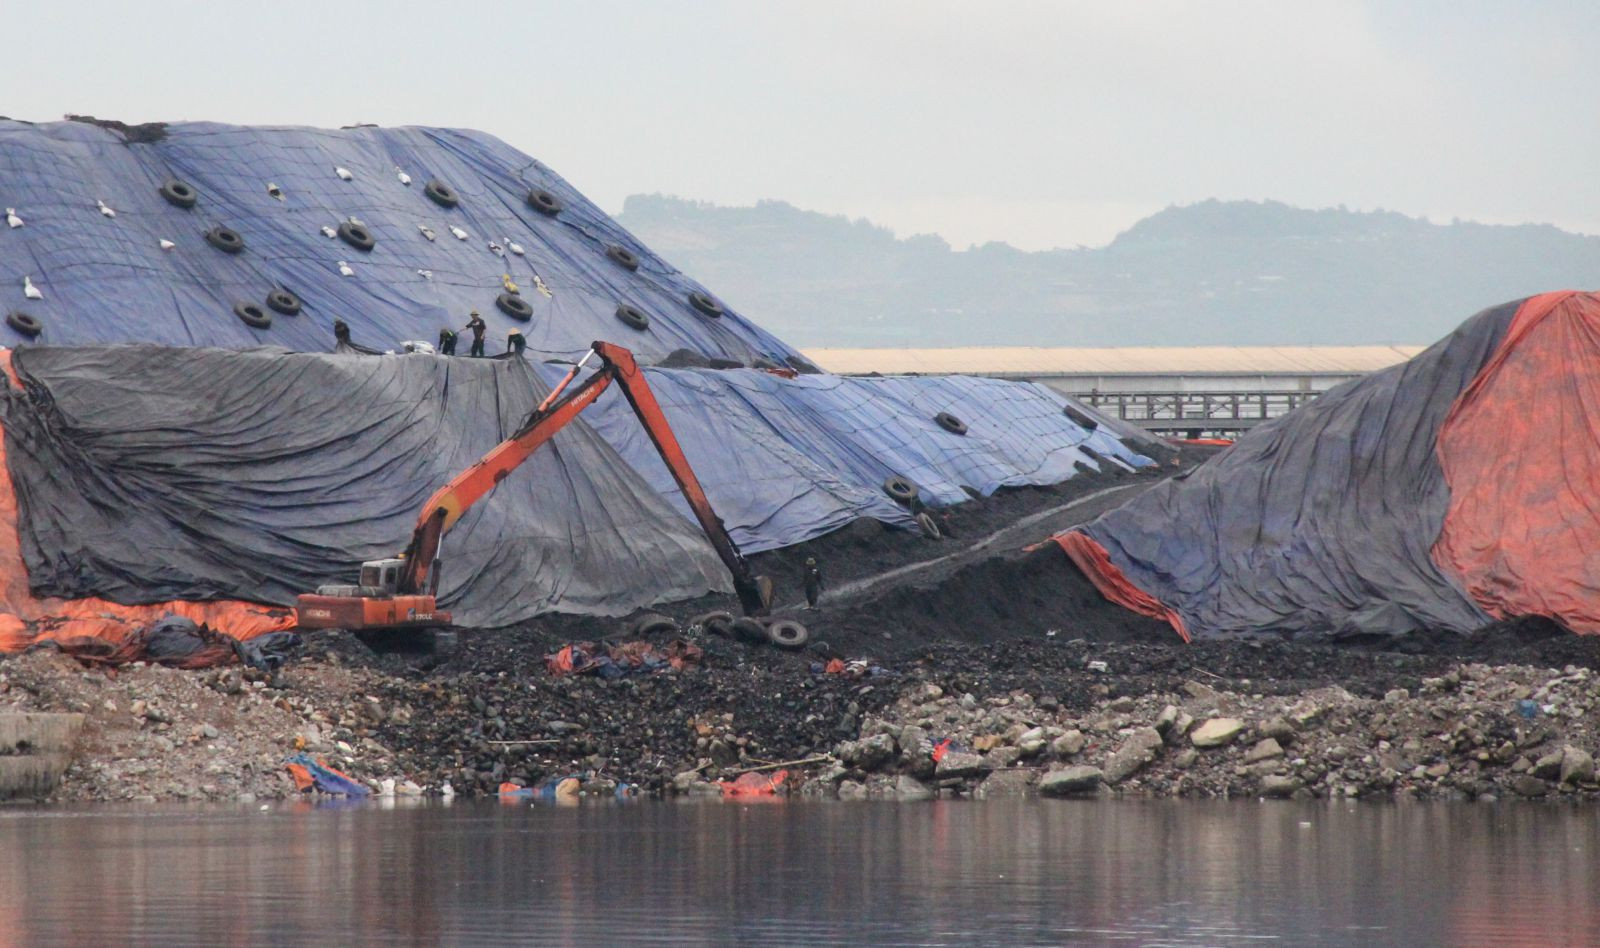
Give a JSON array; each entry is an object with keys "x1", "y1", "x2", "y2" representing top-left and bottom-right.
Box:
[{"x1": 617, "y1": 196, "x2": 1600, "y2": 347}]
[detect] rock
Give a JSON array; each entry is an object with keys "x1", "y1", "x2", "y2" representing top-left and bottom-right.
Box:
[
  {"x1": 837, "y1": 780, "x2": 867, "y2": 800},
  {"x1": 986, "y1": 746, "x2": 1022, "y2": 769},
  {"x1": 1383, "y1": 689, "x2": 1409, "y2": 703},
  {"x1": 1260, "y1": 774, "x2": 1302, "y2": 797},
  {"x1": 1106, "y1": 696, "x2": 1136, "y2": 713},
  {"x1": 1182, "y1": 681, "x2": 1217, "y2": 701},
  {"x1": 935, "y1": 752, "x2": 991, "y2": 779},
  {"x1": 685, "y1": 780, "x2": 722, "y2": 797},
  {"x1": 1243, "y1": 738, "x2": 1284, "y2": 764},
  {"x1": 1154, "y1": 705, "x2": 1179, "y2": 735},
  {"x1": 837, "y1": 732, "x2": 896, "y2": 770},
  {"x1": 975, "y1": 769, "x2": 1037, "y2": 799},
  {"x1": 1017, "y1": 739, "x2": 1047, "y2": 758},
  {"x1": 958, "y1": 693, "x2": 978, "y2": 710},
  {"x1": 671, "y1": 770, "x2": 703, "y2": 792},
  {"x1": 1560, "y1": 747, "x2": 1595, "y2": 785},
  {"x1": 892, "y1": 775, "x2": 933, "y2": 801},
  {"x1": 197, "y1": 724, "x2": 219, "y2": 740},
  {"x1": 545, "y1": 720, "x2": 582, "y2": 735},
  {"x1": 1051, "y1": 730, "x2": 1086, "y2": 758},
  {"x1": 1190, "y1": 718, "x2": 1245, "y2": 749},
  {"x1": 1103, "y1": 727, "x2": 1164, "y2": 785},
  {"x1": 1173, "y1": 748, "x2": 1198, "y2": 769},
  {"x1": 1531, "y1": 751, "x2": 1564, "y2": 780},
  {"x1": 1259, "y1": 717, "x2": 1296, "y2": 742},
  {"x1": 1425, "y1": 763, "x2": 1451, "y2": 779},
  {"x1": 1040, "y1": 766, "x2": 1103, "y2": 796},
  {"x1": 1166, "y1": 712, "x2": 1195, "y2": 745},
  {"x1": 1512, "y1": 775, "x2": 1549, "y2": 797},
  {"x1": 1018, "y1": 726, "x2": 1046, "y2": 745}
]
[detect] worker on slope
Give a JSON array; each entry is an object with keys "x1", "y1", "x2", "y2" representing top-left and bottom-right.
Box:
[
  {"x1": 464, "y1": 310, "x2": 487, "y2": 358},
  {"x1": 803, "y1": 557, "x2": 823, "y2": 610},
  {"x1": 438, "y1": 328, "x2": 458, "y2": 356}
]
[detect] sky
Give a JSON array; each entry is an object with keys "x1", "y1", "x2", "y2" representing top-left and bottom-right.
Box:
[{"x1": 4, "y1": 1, "x2": 1596, "y2": 251}]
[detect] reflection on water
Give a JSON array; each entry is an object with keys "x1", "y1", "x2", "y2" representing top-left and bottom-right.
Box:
[{"x1": 0, "y1": 799, "x2": 1596, "y2": 945}]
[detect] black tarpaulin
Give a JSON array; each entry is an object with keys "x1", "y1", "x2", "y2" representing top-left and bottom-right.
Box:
[{"x1": 0, "y1": 345, "x2": 732, "y2": 627}]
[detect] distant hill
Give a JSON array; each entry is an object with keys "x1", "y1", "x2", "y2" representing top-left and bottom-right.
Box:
[{"x1": 617, "y1": 196, "x2": 1600, "y2": 347}]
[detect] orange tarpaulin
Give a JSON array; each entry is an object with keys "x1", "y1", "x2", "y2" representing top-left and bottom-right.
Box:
[{"x1": 0, "y1": 351, "x2": 292, "y2": 655}]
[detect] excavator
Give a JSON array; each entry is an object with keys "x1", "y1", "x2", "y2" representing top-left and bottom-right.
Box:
[{"x1": 294, "y1": 341, "x2": 775, "y2": 634}]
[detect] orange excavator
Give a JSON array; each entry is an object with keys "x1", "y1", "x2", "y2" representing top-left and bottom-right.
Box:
[{"x1": 294, "y1": 341, "x2": 773, "y2": 632}]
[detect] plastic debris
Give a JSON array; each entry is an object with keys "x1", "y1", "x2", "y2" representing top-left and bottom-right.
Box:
[
  {"x1": 501, "y1": 274, "x2": 520, "y2": 295},
  {"x1": 400, "y1": 340, "x2": 436, "y2": 354},
  {"x1": 488, "y1": 240, "x2": 504, "y2": 256},
  {"x1": 96, "y1": 199, "x2": 116, "y2": 218},
  {"x1": 5, "y1": 208, "x2": 21, "y2": 229},
  {"x1": 720, "y1": 769, "x2": 787, "y2": 798},
  {"x1": 396, "y1": 168, "x2": 412, "y2": 186},
  {"x1": 418, "y1": 224, "x2": 436, "y2": 241},
  {"x1": 507, "y1": 239, "x2": 525, "y2": 256},
  {"x1": 22, "y1": 275, "x2": 41, "y2": 300},
  {"x1": 266, "y1": 182, "x2": 284, "y2": 200},
  {"x1": 337, "y1": 260, "x2": 354, "y2": 277},
  {"x1": 158, "y1": 239, "x2": 176, "y2": 251},
  {"x1": 449, "y1": 225, "x2": 469, "y2": 241},
  {"x1": 334, "y1": 166, "x2": 353, "y2": 181},
  {"x1": 320, "y1": 225, "x2": 337, "y2": 238},
  {"x1": 1087, "y1": 660, "x2": 1109, "y2": 673},
  {"x1": 284, "y1": 753, "x2": 370, "y2": 797},
  {"x1": 533, "y1": 274, "x2": 552, "y2": 298},
  {"x1": 416, "y1": 268, "x2": 433, "y2": 281}
]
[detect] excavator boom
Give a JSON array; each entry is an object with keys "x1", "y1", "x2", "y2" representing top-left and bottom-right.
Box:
[{"x1": 296, "y1": 341, "x2": 769, "y2": 632}]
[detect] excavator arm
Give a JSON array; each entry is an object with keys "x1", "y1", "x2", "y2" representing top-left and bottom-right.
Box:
[{"x1": 392, "y1": 341, "x2": 770, "y2": 616}]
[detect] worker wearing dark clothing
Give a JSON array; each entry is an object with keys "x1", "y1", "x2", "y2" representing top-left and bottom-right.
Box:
[
  {"x1": 438, "y1": 328, "x2": 458, "y2": 356},
  {"x1": 333, "y1": 319, "x2": 351, "y2": 346},
  {"x1": 465, "y1": 311, "x2": 487, "y2": 357},
  {"x1": 937, "y1": 510, "x2": 957, "y2": 539},
  {"x1": 803, "y1": 557, "x2": 823, "y2": 609}
]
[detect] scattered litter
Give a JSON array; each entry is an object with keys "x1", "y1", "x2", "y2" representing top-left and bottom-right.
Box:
[
  {"x1": 416, "y1": 269, "x2": 433, "y2": 281},
  {"x1": 501, "y1": 274, "x2": 519, "y2": 295},
  {"x1": 5, "y1": 208, "x2": 21, "y2": 228},
  {"x1": 812, "y1": 658, "x2": 892, "y2": 680},
  {"x1": 337, "y1": 261, "x2": 354, "y2": 277},
  {"x1": 533, "y1": 274, "x2": 552, "y2": 298},
  {"x1": 1087, "y1": 660, "x2": 1110, "y2": 674},
  {"x1": 334, "y1": 166, "x2": 353, "y2": 181},
  {"x1": 396, "y1": 168, "x2": 412, "y2": 186},
  {"x1": 488, "y1": 240, "x2": 504, "y2": 256},
  {"x1": 507, "y1": 240, "x2": 525, "y2": 256},
  {"x1": 319, "y1": 225, "x2": 337, "y2": 238},
  {"x1": 545, "y1": 639, "x2": 703, "y2": 678},
  {"x1": 499, "y1": 774, "x2": 582, "y2": 802},
  {"x1": 266, "y1": 182, "x2": 284, "y2": 200},
  {"x1": 158, "y1": 239, "x2": 175, "y2": 251},
  {"x1": 400, "y1": 340, "x2": 436, "y2": 355},
  {"x1": 418, "y1": 224, "x2": 436, "y2": 241},
  {"x1": 96, "y1": 199, "x2": 115, "y2": 218},
  {"x1": 21, "y1": 275, "x2": 41, "y2": 300},
  {"x1": 449, "y1": 225, "x2": 469, "y2": 241}
]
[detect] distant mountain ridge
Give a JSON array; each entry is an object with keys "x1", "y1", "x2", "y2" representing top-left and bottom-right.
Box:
[{"x1": 616, "y1": 196, "x2": 1600, "y2": 347}]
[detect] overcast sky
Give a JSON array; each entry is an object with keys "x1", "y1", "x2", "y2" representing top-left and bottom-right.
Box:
[{"x1": 5, "y1": 1, "x2": 1596, "y2": 250}]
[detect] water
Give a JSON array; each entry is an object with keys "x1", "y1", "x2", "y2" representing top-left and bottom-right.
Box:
[{"x1": 1, "y1": 799, "x2": 1596, "y2": 945}]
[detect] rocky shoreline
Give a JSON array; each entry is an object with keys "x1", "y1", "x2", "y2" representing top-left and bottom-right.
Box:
[{"x1": 5, "y1": 623, "x2": 1600, "y2": 804}]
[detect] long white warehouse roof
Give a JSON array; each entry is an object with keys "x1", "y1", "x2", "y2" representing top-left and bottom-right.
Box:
[{"x1": 801, "y1": 345, "x2": 1426, "y2": 377}]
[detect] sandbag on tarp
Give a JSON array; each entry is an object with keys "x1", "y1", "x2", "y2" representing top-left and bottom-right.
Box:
[
  {"x1": 0, "y1": 120, "x2": 803, "y2": 367},
  {"x1": 1058, "y1": 297, "x2": 1526, "y2": 639},
  {"x1": 552, "y1": 365, "x2": 1156, "y2": 553},
  {"x1": 0, "y1": 345, "x2": 732, "y2": 628}
]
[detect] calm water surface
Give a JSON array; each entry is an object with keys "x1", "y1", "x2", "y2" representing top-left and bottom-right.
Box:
[{"x1": 0, "y1": 798, "x2": 1596, "y2": 945}]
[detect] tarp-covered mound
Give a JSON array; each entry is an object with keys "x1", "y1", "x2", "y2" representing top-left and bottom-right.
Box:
[
  {"x1": 568, "y1": 366, "x2": 1153, "y2": 551},
  {"x1": 0, "y1": 346, "x2": 733, "y2": 632},
  {"x1": 1058, "y1": 290, "x2": 1600, "y2": 640},
  {"x1": 0, "y1": 119, "x2": 805, "y2": 366}
]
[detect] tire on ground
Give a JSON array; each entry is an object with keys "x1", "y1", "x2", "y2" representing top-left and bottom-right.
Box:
[
  {"x1": 688, "y1": 611, "x2": 735, "y2": 637},
  {"x1": 916, "y1": 511, "x2": 942, "y2": 540},
  {"x1": 883, "y1": 475, "x2": 918, "y2": 504},
  {"x1": 731, "y1": 617, "x2": 768, "y2": 645},
  {"x1": 765, "y1": 619, "x2": 810, "y2": 651},
  {"x1": 630, "y1": 612, "x2": 678, "y2": 637}
]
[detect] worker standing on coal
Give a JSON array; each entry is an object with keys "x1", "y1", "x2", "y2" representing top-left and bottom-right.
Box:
[
  {"x1": 464, "y1": 310, "x2": 487, "y2": 358},
  {"x1": 803, "y1": 556, "x2": 823, "y2": 609}
]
